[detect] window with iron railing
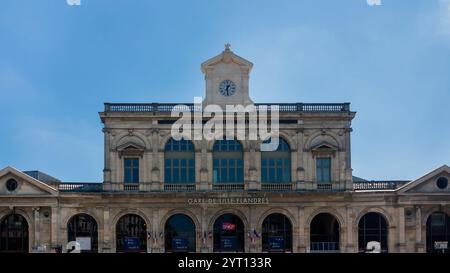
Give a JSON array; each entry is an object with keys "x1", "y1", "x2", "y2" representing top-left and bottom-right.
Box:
[
  {"x1": 164, "y1": 138, "x2": 195, "y2": 184},
  {"x1": 261, "y1": 138, "x2": 291, "y2": 184},
  {"x1": 124, "y1": 158, "x2": 139, "y2": 184},
  {"x1": 212, "y1": 140, "x2": 244, "y2": 184},
  {"x1": 316, "y1": 157, "x2": 331, "y2": 184}
]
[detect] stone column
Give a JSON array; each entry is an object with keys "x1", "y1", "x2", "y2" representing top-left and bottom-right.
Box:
[
  {"x1": 247, "y1": 142, "x2": 259, "y2": 190},
  {"x1": 249, "y1": 206, "x2": 257, "y2": 253},
  {"x1": 200, "y1": 206, "x2": 209, "y2": 252},
  {"x1": 398, "y1": 207, "x2": 406, "y2": 253},
  {"x1": 103, "y1": 209, "x2": 111, "y2": 253},
  {"x1": 33, "y1": 207, "x2": 40, "y2": 248},
  {"x1": 51, "y1": 206, "x2": 59, "y2": 250},
  {"x1": 151, "y1": 210, "x2": 161, "y2": 253},
  {"x1": 346, "y1": 207, "x2": 356, "y2": 252},
  {"x1": 151, "y1": 129, "x2": 161, "y2": 191},
  {"x1": 344, "y1": 128, "x2": 353, "y2": 190},
  {"x1": 198, "y1": 140, "x2": 209, "y2": 190},
  {"x1": 298, "y1": 206, "x2": 306, "y2": 253},
  {"x1": 295, "y1": 129, "x2": 305, "y2": 190},
  {"x1": 103, "y1": 128, "x2": 112, "y2": 184},
  {"x1": 415, "y1": 206, "x2": 424, "y2": 253}
]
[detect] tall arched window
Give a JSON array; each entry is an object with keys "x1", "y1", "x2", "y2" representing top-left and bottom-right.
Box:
[
  {"x1": 261, "y1": 138, "x2": 291, "y2": 183},
  {"x1": 164, "y1": 138, "x2": 195, "y2": 184},
  {"x1": 67, "y1": 214, "x2": 98, "y2": 253},
  {"x1": 213, "y1": 140, "x2": 243, "y2": 184},
  {"x1": 213, "y1": 213, "x2": 245, "y2": 252},
  {"x1": 262, "y1": 213, "x2": 293, "y2": 252},
  {"x1": 310, "y1": 213, "x2": 340, "y2": 252},
  {"x1": 358, "y1": 212, "x2": 388, "y2": 253},
  {"x1": 116, "y1": 214, "x2": 147, "y2": 253},
  {"x1": 0, "y1": 214, "x2": 29, "y2": 253},
  {"x1": 426, "y1": 212, "x2": 450, "y2": 253},
  {"x1": 165, "y1": 214, "x2": 196, "y2": 252}
]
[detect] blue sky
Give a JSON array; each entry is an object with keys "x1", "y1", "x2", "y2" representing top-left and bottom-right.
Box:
[{"x1": 0, "y1": 0, "x2": 449, "y2": 182}]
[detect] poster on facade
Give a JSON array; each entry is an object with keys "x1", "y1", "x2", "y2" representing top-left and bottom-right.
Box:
[
  {"x1": 76, "y1": 237, "x2": 91, "y2": 251},
  {"x1": 172, "y1": 237, "x2": 189, "y2": 252},
  {"x1": 220, "y1": 236, "x2": 237, "y2": 250},
  {"x1": 268, "y1": 236, "x2": 285, "y2": 250},
  {"x1": 124, "y1": 237, "x2": 140, "y2": 251}
]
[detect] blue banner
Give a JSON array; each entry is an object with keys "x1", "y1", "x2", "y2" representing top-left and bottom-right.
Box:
[
  {"x1": 220, "y1": 236, "x2": 237, "y2": 250},
  {"x1": 268, "y1": 236, "x2": 285, "y2": 250},
  {"x1": 124, "y1": 237, "x2": 140, "y2": 251},
  {"x1": 172, "y1": 237, "x2": 189, "y2": 252}
]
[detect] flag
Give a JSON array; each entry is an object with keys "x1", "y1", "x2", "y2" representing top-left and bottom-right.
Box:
[
  {"x1": 202, "y1": 231, "x2": 207, "y2": 244},
  {"x1": 253, "y1": 229, "x2": 261, "y2": 238}
]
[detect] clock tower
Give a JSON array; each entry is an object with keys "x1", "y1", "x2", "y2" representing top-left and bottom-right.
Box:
[{"x1": 201, "y1": 44, "x2": 254, "y2": 107}]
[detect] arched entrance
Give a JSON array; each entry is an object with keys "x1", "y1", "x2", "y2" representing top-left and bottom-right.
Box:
[
  {"x1": 0, "y1": 214, "x2": 29, "y2": 253},
  {"x1": 262, "y1": 213, "x2": 293, "y2": 252},
  {"x1": 67, "y1": 213, "x2": 98, "y2": 253},
  {"x1": 164, "y1": 214, "x2": 196, "y2": 252},
  {"x1": 116, "y1": 214, "x2": 147, "y2": 253},
  {"x1": 213, "y1": 213, "x2": 245, "y2": 252},
  {"x1": 310, "y1": 213, "x2": 340, "y2": 252},
  {"x1": 426, "y1": 212, "x2": 450, "y2": 253},
  {"x1": 358, "y1": 212, "x2": 388, "y2": 253}
]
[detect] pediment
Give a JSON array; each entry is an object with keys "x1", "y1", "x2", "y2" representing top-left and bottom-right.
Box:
[
  {"x1": 398, "y1": 165, "x2": 450, "y2": 194},
  {"x1": 201, "y1": 46, "x2": 253, "y2": 73},
  {"x1": 310, "y1": 141, "x2": 338, "y2": 152},
  {"x1": 0, "y1": 166, "x2": 58, "y2": 196}
]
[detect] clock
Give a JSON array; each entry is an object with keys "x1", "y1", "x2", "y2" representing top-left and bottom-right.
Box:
[{"x1": 218, "y1": 80, "x2": 236, "y2": 96}]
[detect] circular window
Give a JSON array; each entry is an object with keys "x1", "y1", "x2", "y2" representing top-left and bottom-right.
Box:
[
  {"x1": 436, "y1": 177, "x2": 448, "y2": 190},
  {"x1": 6, "y1": 179, "x2": 18, "y2": 192}
]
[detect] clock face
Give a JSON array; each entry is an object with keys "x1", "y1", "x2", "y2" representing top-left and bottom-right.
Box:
[{"x1": 218, "y1": 80, "x2": 236, "y2": 96}]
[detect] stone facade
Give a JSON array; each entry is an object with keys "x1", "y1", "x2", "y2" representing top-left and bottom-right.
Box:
[{"x1": 0, "y1": 47, "x2": 449, "y2": 253}]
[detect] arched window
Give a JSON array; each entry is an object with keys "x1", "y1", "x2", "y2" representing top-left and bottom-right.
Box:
[
  {"x1": 164, "y1": 138, "x2": 195, "y2": 183},
  {"x1": 0, "y1": 214, "x2": 29, "y2": 253},
  {"x1": 165, "y1": 214, "x2": 196, "y2": 252},
  {"x1": 116, "y1": 214, "x2": 147, "y2": 253},
  {"x1": 213, "y1": 140, "x2": 243, "y2": 184},
  {"x1": 310, "y1": 213, "x2": 340, "y2": 252},
  {"x1": 213, "y1": 213, "x2": 245, "y2": 252},
  {"x1": 67, "y1": 214, "x2": 98, "y2": 253},
  {"x1": 262, "y1": 213, "x2": 293, "y2": 252},
  {"x1": 426, "y1": 212, "x2": 450, "y2": 253},
  {"x1": 358, "y1": 212, "x2": 388, "y2": 253},
  {"x1": 261, "y1": 138, "x2": 291, "y2": 183}
]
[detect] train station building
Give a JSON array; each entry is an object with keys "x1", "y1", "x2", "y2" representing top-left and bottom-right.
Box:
[{"x1": 0, "y1": 46, "x2": 449, "y2": 253}]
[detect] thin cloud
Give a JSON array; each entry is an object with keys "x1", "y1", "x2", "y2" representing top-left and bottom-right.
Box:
[
  {"x1": 366, "y1": 0, "x2": 382, "y2": 6},
  {"x1": 437, "y1": 0, "x2": 450, "y2": 36}
]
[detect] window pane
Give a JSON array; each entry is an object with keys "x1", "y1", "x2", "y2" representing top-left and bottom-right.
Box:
[
  {"x1": 124, "y1": 158, "x2": 139, "y2": 184},
  {"x1": 173, "y1": 141, "x2": 179, "y2": 151},
  {"x1": 133, "y1": 168, "x2": 139, "y2": 183},
  {"x1": 221, "y1": 160, "x2": 227, "y2": 182},
  {"x1": 124, "y1": 169, "x2": 131, "y2": 183},
  {"x1": 229, "y1": 160, "x2": 236, "y2": 182},
  {"x1": 237, "y1": 159, "x2": 243, "y2": 182},
  {"x1": 188, "y1": 167, "x2": 195, "y2": 183},
  {"x1": 316, "y1": 158, "x2": 331, "y2": 183},
  {"x1": 284, "y1": 159, "x2": 291, "y2": 182},
  {"x1": 269, "y1": 167, "x2": 275, "y2": 182},
  {"x1": 125, "y1": 159, "x2": 132, "y2": 167},
  {"x1": 132, "y1": 159, "x2": 139, "y2": 167},
  {"x1": 181, "y1": 159, "x2": 187, "y2": 182}
]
